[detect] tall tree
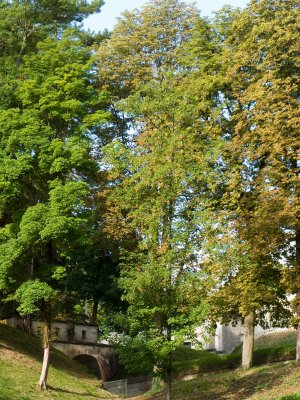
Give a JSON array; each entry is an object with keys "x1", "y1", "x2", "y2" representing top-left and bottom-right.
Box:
[
  {"x1": 202, "y1": 207, "x2": 291, "y2": 369},
  {"x1": 103, "y1": 97, "x2": 208, "y2": 399},
  {"x1": 0, "y1": 2, "x2": 108, "y2": 386},
  {"x1": 96, "y1": 0, "x2": 201, "y2": 145},
  {"x1": 98, "y1": 1, "x2": 224, "y2": 398},
  {"x1": 209, "y1": 0, "x2": 299, "y2": 367}
]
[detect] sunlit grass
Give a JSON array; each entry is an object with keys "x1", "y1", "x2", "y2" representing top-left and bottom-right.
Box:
[
  {"x1": 0, "y1": 324, "x2": 115, "y2": 400},
  {"x1": 172, "y1": 329, "x2": 296, "y2": 377}
]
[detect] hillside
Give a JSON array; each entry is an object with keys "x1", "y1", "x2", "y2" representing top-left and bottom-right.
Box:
[
  {"x1": 136, "y1": 330, "x2": 299, "y2": 400},
  {"x1": 0, "y1": 324, "x2": 115, "y2": 400},
  {"x1": 0, "y1": 324, "x2": 298, "y2": 400},
  {"x1": 141, "y1": 361, "x2": 300, "y2": 400},
  {"x1": 172, "y1": 330, "x2": 296, "y2": 377}
]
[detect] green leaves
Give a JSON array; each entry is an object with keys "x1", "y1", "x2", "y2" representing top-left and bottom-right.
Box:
[
  {"x1": 201, "y1": 0, "x2": 299, "y2": 330},
  {"x1": 0, "y1": 0, "x2": 297, "y2": 380},
  {"x1": 13, "y1": 280, "x2": 56, "y2": 316},
  {"x1": 99, "y1": 0, "x2": 221, "y2": 381},
  {"x1": 18, "y1": 204, "x2": 48, "y2": 245},
  {"x1": 0, "y1": 3, "x2": 111, "y2": 325}
]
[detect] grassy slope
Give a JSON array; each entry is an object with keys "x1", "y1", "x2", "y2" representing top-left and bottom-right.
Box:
[
  {"x1": 137, "y1": 330, "x2": 299, "y2": 400},
  {"x1": 146, "y1": 361, "x2": 300, "y2": 400},
  {"x1": 0, "y1": 324, "x2": 115, "y2": 400},
  {"x1": 173, "y1": 330, "x2": 297, "y2": 377},
  {"x1": 1, "y1": 324, "x2": 298, "y2": 400}
]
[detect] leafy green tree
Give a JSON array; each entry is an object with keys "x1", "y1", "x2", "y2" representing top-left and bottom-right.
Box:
[
  {"x1": 0, "y1": 22, "x2": 108, "y2": 388},
  {"x1": 104, "y1": 136, "x2": 208, "y2": 398},
  {"x1": 0, "y1": 0, "x2": 103, "y2": 109},
  {"x1": 96, "y1": 0, "x2": 201, "y2": 146},
  {"x1": 67, "y1": 233, "x2": 123, "y2": 325},
  {"x1": 202, "y1": 207, "x2": 291, "y2": 369},
  {"x1": 98, "y1": 1, "x2": 225, "y2": 398}
]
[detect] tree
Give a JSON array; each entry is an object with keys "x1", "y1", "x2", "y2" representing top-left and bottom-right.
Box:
[
  {"x1": 66, "y1": 231, "x2": 123, "y2": 326},
  {"x1": 202, "y1": 208, "x2": 291, "y2": 369},
  {"x1": 98, "y1": 1, "x2": 225, "y2": 398},
  {"x1": 96, "y1": 0, "x2": 201, "y2": 145},
  {"x1": 208, "y1": 0, "x2": 299, "y2": 368},
  {"x1": 103, "y1": 129, "x2": 207, "y2": 399},
  {"x1": 0, "y1": 20, "x2": 108, "y2": 389},
  {"x1": 0, "y1": 0, "x2": 103, "y2": 109}
]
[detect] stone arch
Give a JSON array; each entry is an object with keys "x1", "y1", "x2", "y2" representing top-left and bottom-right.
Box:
[
  {"x1": 52, "y1": 342, "x2": 116, "y2": 381},
  {"x1": 73, "y1": 354, "x2": 102, "y2": 378}
]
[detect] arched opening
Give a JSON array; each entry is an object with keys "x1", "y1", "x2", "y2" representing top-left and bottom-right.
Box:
[{"x1": 73, "y1": 354, "x2": 101, "y2": 378}]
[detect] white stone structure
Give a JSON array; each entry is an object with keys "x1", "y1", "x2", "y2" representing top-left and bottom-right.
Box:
[
  {"x1": 194, "y1": 322, "x2": 291, "y2": 354},
  {"x1": 6, "y1": 317, "x2": 98, "y2": 343},
  {"x1": 31, "y1": 320, "x2": 98, "y2": 343},
  {"x1": 52, "y1": 341, "x2": 117, "y2": 380},
  {"x1": 214, "y1": 323, "x2": 243, "y2": 353}
]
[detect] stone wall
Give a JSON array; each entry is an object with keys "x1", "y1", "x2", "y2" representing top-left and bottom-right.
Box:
[
  {"x1": 73, "y1": 324, "x2": 98, "y2": 343},
  {"x1": 30, "y1": 320, "x2": 98, "y2": 343},
  {"x1": 194, "y1": 321, "x2": 290, "y2": 354},
  {"x1": 215, "y1": 323, "x2": 243, "y2": 353}
]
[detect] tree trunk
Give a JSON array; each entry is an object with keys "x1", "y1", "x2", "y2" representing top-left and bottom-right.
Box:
[
  {"x1": 165, "y1": 326, "x2": 172, "y2": 400},
  {"x1": 25, "y1": 314, "x2": 32, "y2": 334},
  {"x1": 38, "y1": 321, "x2": 51, "y2": 390},
  {"x1": 296, "y1": 290, "x2": 300, "y2": 362},
  {"x1": 242, "y1": 313, "x2": 255, "y2": 370},
  {"x1": 166, "y1": 367, "x2": 171, "y2": 400},
  {"x1": 90, "y1": 298, "x2": 99, "y2": 325},
  {"x1": 296, "y1": 228, "x2": 300, "y2": 362}
]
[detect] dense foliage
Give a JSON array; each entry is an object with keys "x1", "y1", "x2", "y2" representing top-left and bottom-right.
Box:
[{"x1": 0, "y1": 0, "x2": 299, "y2": 395}]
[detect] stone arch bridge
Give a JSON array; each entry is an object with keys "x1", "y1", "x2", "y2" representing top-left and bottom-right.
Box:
[
  {"x1": 52, "y1": 341, "x2": 117, "y2": 381},
  {"x1": 6, "y1": 318, "x2": 117, "y2": 381}
]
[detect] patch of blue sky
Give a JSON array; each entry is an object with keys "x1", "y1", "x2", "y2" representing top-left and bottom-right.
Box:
[{"x1": 83, "y1": 0, "x2": 249, "y2": 32}]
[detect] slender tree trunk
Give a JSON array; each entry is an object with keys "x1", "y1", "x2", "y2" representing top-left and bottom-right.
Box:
[
  {"x1": 25, "y1": 314, "x2": 32, "y2": 335},
  {"x1": 166, "y1": 367, "x2": 171, "y2": 400},
  {"x1": 152, "y1": 374, "x2": 162, "y2": 392},
  {"x1": 242, "y1": 313, "x2": 255, "y2": 370},
  {"x1": 38, "y1": 321, "x2": 51, "y2": 390},
  {"x1": 165, "y1": 326, "x2": 172, "y2": 400},
  {"x1": 25, "y1": 250, "x2": 34, "y2": 335},
  {"x1": 296, "y1": 291, "x2": 300, "y2": 362},
  {"x1": 296, "y1": 228, "x2": 300, "y2": 362},
  {"x1": 90, "y1": 298, "x2": 98, "y2": 325}
]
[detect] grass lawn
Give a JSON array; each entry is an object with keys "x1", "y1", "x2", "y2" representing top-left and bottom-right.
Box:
[
  {"x1": 0, "y1": 324, "x2": 115, "y2": 400},
  {"x1": 0, "y1": 323, "x2": 298, "y2": 400},
  {"x1": 132, "y1": 330, "x2": 298, "y2": 400},
  {"x1": 172, "y1": 329, "x2": 296, "y2": 377},
  {"x1": 141, "y1": 361, "x2": 300, "y2": 400}
]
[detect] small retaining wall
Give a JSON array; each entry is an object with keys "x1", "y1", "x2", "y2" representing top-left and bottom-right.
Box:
[{"x1": 103, "y1": 376, "x2": 152, "y2": 397}]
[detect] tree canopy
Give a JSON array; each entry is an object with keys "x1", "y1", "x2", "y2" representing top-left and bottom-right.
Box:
[{"x1": 0, "y1": 0, "x2": 299, "y2": 395}]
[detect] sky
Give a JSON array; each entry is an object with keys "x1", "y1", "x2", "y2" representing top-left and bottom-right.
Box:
[{"x1": 83, "y1": 0, "x2": 249, "y2": 32}]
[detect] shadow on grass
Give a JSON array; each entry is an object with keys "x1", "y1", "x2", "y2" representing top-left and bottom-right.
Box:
[
  {"x1": 216, "y1": 365, "x2": 292, "y2": 400},
  {"x1": 0, "y1": 387, "x2": 102, "y2": 400},
  {"x1": 171, "y1": 363, "x2": 300, "y2": 400},
  {"x1": 0, "y1": 324, "x2": 44, "y2": 361},
  {"x1": 207, "y1": 367, "x2": 296, "y2": 400},
  {"x1": 0, "y1": 343, "x2": 15, "y2": 351},
  {"x1": 172, "y1": 338, "x2": 296, "y2": 379},
  {"x1": 47, "y1": 385, "x2": 100, "y2": 398}
]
